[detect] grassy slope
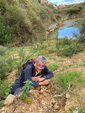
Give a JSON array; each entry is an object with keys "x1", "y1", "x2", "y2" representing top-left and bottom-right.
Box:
[
  {"x1": 0, "y1": 38, "x2": 85, "y2": 111},
  {"x1": 0, "y1": 0, "x2": 58, "y2": 44},
  {"x1": 0, "y1": 1, "x2": 85, "y2": 44}
]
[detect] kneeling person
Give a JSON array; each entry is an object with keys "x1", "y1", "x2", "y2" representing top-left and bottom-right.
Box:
[{"x1": 10, "y1": 56, "x2": 54, "y2": 95}]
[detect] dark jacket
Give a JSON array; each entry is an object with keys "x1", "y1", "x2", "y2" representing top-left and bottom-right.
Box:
[
  {"x1": 11, "y1": 62, "x2": 54, "y2": 94},
  {"x1": 22, "y1": 63, "x2": 54, "y2": 87}
]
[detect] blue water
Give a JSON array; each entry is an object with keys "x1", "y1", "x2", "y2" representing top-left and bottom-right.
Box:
[{"x1": 58, "y1": 27, "x2": 80, "y2": 39}]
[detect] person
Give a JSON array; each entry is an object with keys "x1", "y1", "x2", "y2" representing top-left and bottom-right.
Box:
[{"x1": 10, "y1": 56, "x2": 54, "y2": 95}]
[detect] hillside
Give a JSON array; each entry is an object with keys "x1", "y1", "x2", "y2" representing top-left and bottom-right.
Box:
[
  {"x1": 0, "y1": 40, "x2": 85, "y2": 112},
  {"x1": 0, "y1": 0, "x2": 85, "y2": 45},
  {"x1": 0, "y1": 1, "x2": 85, "y2": 112}
]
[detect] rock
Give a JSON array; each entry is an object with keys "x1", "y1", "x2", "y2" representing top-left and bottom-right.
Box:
[
  {"x1": 54, "y1": 103, "x2": 59, "y2": 110},
  {"x1": 38, "y1": 108, "x2": 43, "y2": 113},
  {"x1": 4, "y1": 94, "x2": 15, "y2": 105},
  {"x1": 41, "y1": 100, "x2": 46, "y2": 105},
  {"x1": 73, "y1": 110, "x2": 78, "y2": 113},
  {"x1": 43, "y1": 92, "x2": 48, "y2": 96},
  {"x1": 51, "y1": 98, "x2": 56, "y2": 105},
  {"x1": 66, "y1": 93, "x2": 70, "y2": 99}
]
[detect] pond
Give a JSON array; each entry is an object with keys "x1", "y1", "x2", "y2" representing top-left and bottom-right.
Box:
[
  {"x1": 58, "y1": 18, "x2": 83, "y2": 39},
  {"x1": 48, "y1": 18, "x2": 83, "y2": 39}
]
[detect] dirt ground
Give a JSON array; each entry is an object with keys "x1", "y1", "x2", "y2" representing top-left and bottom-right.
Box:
[{"x1": 0, "y1": 51, "x2": 85, "y2": 113}]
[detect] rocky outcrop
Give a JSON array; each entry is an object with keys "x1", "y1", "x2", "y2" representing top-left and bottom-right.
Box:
[
  {"x1": 41, "y1": 0, "x2": 48, "y2": 3},
  {"x1": 59, "y1": 4, "x2": 66, "y2": 8},
  {"x1": 47, "y1": 23, "x2": 58, "y2": 34}
]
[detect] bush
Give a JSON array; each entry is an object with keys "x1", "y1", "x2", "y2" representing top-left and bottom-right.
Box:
[
  {"x1": 0, "y1": 79, "x2": 12, "y2": 100},
  {"x1": 57, "y1": 43, "x2": 82, "y2": 57},
  {"x1": 0, "y1": 16, "x2": 12, "y2": 45},
  {"x1": 0, "y1": 100, "x2": 4, "y2": 109},
  {"x1": 79, "y1": 19, "x2": 85, "y2": 44},
  {"x1": 0, "y1": 47, "x2": 17, "y2": 80},
  {"x1": 56, "y1": 37, "x2": 84, "y2": 57},
  {"x1": 40, "y1": 8, "x2": 47, "y2": 19}
]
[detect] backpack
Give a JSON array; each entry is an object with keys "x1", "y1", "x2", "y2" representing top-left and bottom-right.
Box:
[
  {"x1": 22, "y1": 58, "x2": 36, "y2": 70},
  {"x1": 20, "y1": 58, "x2": 36, "y2": 83}
]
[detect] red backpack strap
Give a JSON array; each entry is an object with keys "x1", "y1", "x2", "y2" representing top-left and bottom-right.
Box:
[
  {"x1": 30, "y1": 58, "x2": 36, "y2": 61},
  {"x1": 22, "y1": 58, "x2": 36, "y2": 69}
]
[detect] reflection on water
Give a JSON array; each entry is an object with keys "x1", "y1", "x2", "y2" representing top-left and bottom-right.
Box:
[
  {"x1": 58, "y1": 18, "x2": 83, "y2": 39},
  {"x1": 58, "y1": 27, "x2": 80, "y2": 39},
  {"x1": 48, "y1": 18, "x2": 83, "y2": 39}
]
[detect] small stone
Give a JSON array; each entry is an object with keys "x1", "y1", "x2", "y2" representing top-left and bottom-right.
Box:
[
  {"x1": 40, "y1": 89, "x2": 44, "y2": 93},
  {"x1": 73, "y1": 110, "x2": 78, "y2": 113},
  {"x1": 44, "y1": 92, "x2": 48, "y2": 96},
  {"x1": 29, "y1": 108, "x2": 31, "y2": 111},
  {"x1": 4, "y1": 94, "x2": 15, "y2": 105},
  {"x1": 66, "y1": 93, "x2": 70, "y2": 99},
  {"x1": 38, "y1": 108, "x2": 43, "y2": 113},
  {"x1": 41, "y1": 100, "x2": 45, "y2": 105},
  {"x1": 51, "y1": 98, "x2": 56, "y2": 105},
  {"x1": 23, "y1": 107, "x2": 25, "y2": 109},
  {"x1": 54, "y1": 103, "x2": 59, "y2": 110}
]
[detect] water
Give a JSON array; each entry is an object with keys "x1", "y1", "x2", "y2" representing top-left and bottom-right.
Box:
[
  {"x1": 58, "y1": 27, "x2": 80, "y2": 39},
  {"x1": 58, "y1": 18, "x2": 82, "y2": 39},
  {"x1": 48, "y1": 18, "x2": 83, "y2": 39}
]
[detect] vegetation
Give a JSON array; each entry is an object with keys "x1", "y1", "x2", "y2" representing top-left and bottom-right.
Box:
[
  {"x1": 48, "y1": 63, "x2": 59, "y2": 71},
  {"x1": 54, "y1": 71, "x2": 85, "y2": 94},
  {"x1": 0, "y1": 16, "x2": 12, "y2": 45},
  {"x1": 0, "y1": 0, "x2": 58, "y2": 44},
  {"x1": 57, "y1": 2, "x2": 85, "y2": 19},
  {"x1": 56, "y1": 19, "x2": 85, "y2": 57},
  {"x1": 0, "y1": 79, "x2": 12, "y2": 100},
  {"x1": 0, "y1": 0, "x2": 85, "y2": 111},
  {"x1": 19, "y1": 80, "x2": 32, "y2": 101},
  {"x1": 0, "y1": 0, "x2": 84, "y2": 45},
  {"x1": 56, "y1": 38, "x2": 83, "y2": 57}
]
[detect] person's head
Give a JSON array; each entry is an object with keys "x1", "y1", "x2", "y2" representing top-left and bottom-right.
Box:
[{"x1": 35, "y1": 56, "x2": 47, "y2": 73}]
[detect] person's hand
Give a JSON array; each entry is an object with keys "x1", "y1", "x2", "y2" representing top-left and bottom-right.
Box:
[
  {"x1": 35, "y1": 77, "x2": 45, "y2": 82},
  {"x1": 32, "y1": 77, "x2": 40, "y2": 81},
  {"x1": 39, "y1": 79, "x2": 51, "y2": 86}
]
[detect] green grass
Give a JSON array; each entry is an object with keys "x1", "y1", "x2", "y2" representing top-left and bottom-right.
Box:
[
  {"x1": 56, "y1": 38, "x2": 84, "y2": 57},
  {"x1": 57, "y1": 58, "x2": 64, "y2": 62},
  {"x1": 0, "y1": 47, "x2": 18, "y2": 79},
  {"x1": 83, "y1": 61, "x2": 85, "y2": 66},
  {"x1": 48, "y1": 63, "x2": 59, "y2": 71},
  {"x1": 54, "y1": 71, "x2": 85, "y2": 94},
  {"x1": 0, "y1": 80, "x2": 12, "y2": 100},
  {"x1": 0, "y1": 100, "x2": 4, "y2": 109}
]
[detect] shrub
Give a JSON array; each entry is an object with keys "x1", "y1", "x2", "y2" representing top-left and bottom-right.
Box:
[
  {"x1": 56, "y1": 37, "x2": 84, "y2": 57},
  {"x1": 0, "y1": 46, "x2": 7, "y2": 56},
  {"x1": 0, "y1": 100, "x2": 4, "y2": 109},
  {"x1": 57, "y1": 43, "x2": 82, "y2": 57},
  {"x1": 0, "y1": 79, "x2": 12, "y2": 100},
  {"x1": 40, "y1": 8, "x2": 46, "y2": 19},
  {"x1": 38, "y1": 0, "x2": 41, "y2": 3},
  {"x1": 19, "y1": 80, "x2": 32, "y2": 101},
  {"x1": 0, "y1": 16, "x2": 12, "y2": 45},
  {"x1": 79, "y1": 19, "x2": 85, "y2": 44},
  {"x1": 0, "y1": 47, "x2": 17, "y2": 80}
]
